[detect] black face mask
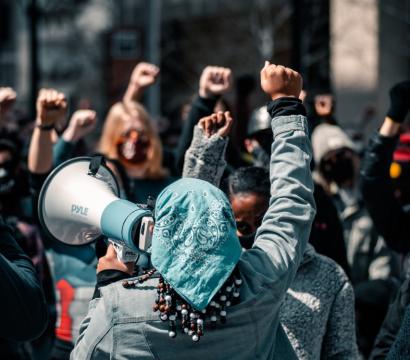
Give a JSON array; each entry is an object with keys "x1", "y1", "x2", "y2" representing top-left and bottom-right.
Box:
[
  {"x1": 238, "y1": 232, "x2": 256, "y2": 250},
  {"x1": 320, "y1": 149, "x2": 355, "y2": 186},
  {"x1": 251, "y1": 145, "x2": 270, "y2": 169},
  {"x1": 0, "y1": 161, "x2": 16, "y2": 195}
]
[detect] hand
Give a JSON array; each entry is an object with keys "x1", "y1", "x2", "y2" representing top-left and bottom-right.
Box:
[
  {"x1": 62, "y1": 110, "x2": 97, "y2": 143},
  {"x1": 387, "y1": 80, "x2": 410, "y2": 123},
  {"x1": 260, "y1": 62, "x2": 302, "y2": 100},
  {"x1": 36, "y1": 89, "x2": 67, "y2": 126},
  {"x1": 199, "y1": 66, "x2": 233, "y2": 98},
  {"x1": 198, "y1": 111, "x2": 234, "y2": 138},
  {"x1": 97, "y1": 245, "x2": 135, "y2": 275},
  {"x1": 0, "y1": 87, "x2": 17, "y2": 115},
  {"x1": 130, "y1": 62, "x2": 160, "y2": 89},
  {"x1": 314, "y1": 94, "x2": 334, "y2": 117}
]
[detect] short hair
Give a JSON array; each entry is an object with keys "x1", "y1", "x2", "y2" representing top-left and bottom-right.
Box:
[{"x1": 223, "y1": 166, "x2": 270, "y2": 199}]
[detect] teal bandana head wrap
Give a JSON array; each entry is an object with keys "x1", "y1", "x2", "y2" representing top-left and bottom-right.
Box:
[{"x1": 151, "y1": 178, "x2": 241, "y2": 310}]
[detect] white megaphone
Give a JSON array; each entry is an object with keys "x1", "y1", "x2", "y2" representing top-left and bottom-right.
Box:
[{"x1": 38, "y1": 156, "x2": 154, "y2": 261}]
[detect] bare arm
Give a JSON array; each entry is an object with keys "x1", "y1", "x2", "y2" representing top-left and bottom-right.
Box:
[
  {"x1": 28, "y1": 89, "x2": 67, "y2": 174},
  {"x1": 122, "y1": 62, "x2": 159, "y2": 104}
]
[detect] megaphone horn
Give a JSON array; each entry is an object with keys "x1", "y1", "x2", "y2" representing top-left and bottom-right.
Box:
[{"x1": 38, "y1": 156, "x2": 152, "y2": 253}]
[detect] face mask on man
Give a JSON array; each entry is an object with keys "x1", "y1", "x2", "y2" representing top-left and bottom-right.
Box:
[
  {"x1": 238, "y1": 232, "x2": 256, "y2": 250},
  {"x1": 116, "y1": 129, "x2": 150, "y2": 165},
  {"x1": 251, "y1": 144, "x2": 270, "y2": 169}
]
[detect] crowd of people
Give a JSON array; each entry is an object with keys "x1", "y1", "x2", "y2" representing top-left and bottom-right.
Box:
[{"x1": 0, "y1": 58, "x2": 409, "y2": 360}]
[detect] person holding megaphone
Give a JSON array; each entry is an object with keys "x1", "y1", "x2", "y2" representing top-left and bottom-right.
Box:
[
  {"x1": 28, "y1": 89, "x2": 103, "y2": 360},
  {"x1": 63, "y1": 63, "x2": 316, "y2": 359}
]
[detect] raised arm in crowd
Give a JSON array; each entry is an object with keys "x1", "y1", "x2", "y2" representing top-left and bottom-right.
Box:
[{"x1": 360, "y1": 81, "x2": 410, "y2": 254}]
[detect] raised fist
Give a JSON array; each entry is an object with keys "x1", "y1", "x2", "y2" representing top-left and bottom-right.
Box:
[
  {"x1": 63, "y1": 109, "x2": 97, "y2": 143},
  {"x1": 198, "y1": 111, "x2": 234, "y2": 138},
  {"x1": 260, "y1": 62, "x2": 302, "y2": 100},
  {"x1": 387, "y1": 80, "x2": 410, "y2": 124},
  {"x1": 0, "y1": 87, "x2": 17, "y2": 115},
  {"x1": 314, "y1": 94, "x2": 334, "y2": 117},
  {"x1": 36, "y1": 89, "x2": 67, "y2": 126},
  {"x1": 199, "y1": 66, "x2": 233, "y2": 98},
  {"x1": 130, "y1": 62, "x2": 160, "y2": 89}
]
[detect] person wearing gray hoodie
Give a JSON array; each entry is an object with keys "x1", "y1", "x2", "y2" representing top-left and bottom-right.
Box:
[{"x1": 183, "y1": 114, "x2": 359, "y2": 359}]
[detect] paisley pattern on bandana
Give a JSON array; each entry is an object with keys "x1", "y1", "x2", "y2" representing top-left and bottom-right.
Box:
[{"x1": 151, "y1": 178, "x2": 241, "y2": 310}]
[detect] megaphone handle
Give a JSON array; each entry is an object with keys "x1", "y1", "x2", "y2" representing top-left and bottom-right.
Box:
[{"x1": 108, "y1": 239, "x2": 139, "y2": 263}]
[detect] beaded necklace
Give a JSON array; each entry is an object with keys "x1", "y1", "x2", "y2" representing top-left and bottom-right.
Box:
[{"x1": 122, "y1": 267, "x2": 242, "y2": 342}]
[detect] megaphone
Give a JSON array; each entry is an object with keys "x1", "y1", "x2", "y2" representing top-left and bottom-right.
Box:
[{"x1": 38, "y1": 156, "x2": 154, "y2": 258}]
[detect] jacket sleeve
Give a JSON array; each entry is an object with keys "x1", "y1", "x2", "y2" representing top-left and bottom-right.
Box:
[
  {"x1": 241, "y1": 105, "x2": 316, "y2": 294},
  {"x1": 175, "y1": 96, "x2": 219, "y2": 173},
  {"x1": 71, "y1": 296, "x2": 112, "y2": 360},
  {"x1": 182, "y1": 125, "x2": 228, "y2": 186},
  {"x1": 0, "y1": 221, "x2": 48, "y2": 341},
  {"x1": 53, "y1": 137, "x2": 76, "y2": 167},
  {"x1": 322, "y1": 281, "x2": 360, "y2": 359},
  {"x1": 370, "y1": 278, "x2": 410, "y2": 359},
  {"x1": 360, "y1": 132, "x2": 410, "y2": 253}
]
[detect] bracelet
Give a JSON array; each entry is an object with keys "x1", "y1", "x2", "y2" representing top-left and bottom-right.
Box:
[{"x1": 36, "y1": 123, "x2": 54, "y2": 131}]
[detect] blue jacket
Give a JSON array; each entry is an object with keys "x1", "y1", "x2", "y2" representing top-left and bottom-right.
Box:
[{"x1": 71, "y1": 113, "x2": 316, "y2": 360}]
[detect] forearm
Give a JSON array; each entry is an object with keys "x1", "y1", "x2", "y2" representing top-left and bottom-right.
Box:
[
  {"x1": 28, "y1": 128, "x2": 54, "y2": 174},
  {"x1": 251, "y1": 99, "x2": 316, "y2": 283},
  {"x1": 182, "y1": 126, "x2": 228, "y2": 186},
  {"x1": 123, "y1": 82, "x2": 144, "y2": 104},
  {"x1": 175, "y1": 96, "x2": 219, "y2": 172},
  {"x1": 380, "y1": 117, "x2": 401, "y2": 137},
  {"x1": 53, "y1": 137, "x2": 77, "y2": 167}
]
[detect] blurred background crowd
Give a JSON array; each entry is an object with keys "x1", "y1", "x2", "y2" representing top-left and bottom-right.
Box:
[{"x1": 0, "y1": 0, "x2": 409, "y2": 359}]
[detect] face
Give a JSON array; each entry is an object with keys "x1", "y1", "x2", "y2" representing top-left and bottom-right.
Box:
[
  {"x1": 116, "y1": 114, "x2": 151, "y2": 167},
  {"x1": 230, "y1": 192, "x2": 269, "y2": 248}
]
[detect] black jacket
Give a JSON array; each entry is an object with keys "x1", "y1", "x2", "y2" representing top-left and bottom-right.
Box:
[
  {"x1": 360, "y1": 132, "x2": 410, "y2": 358},
  {"x1": 370, "y1": 278, "x2": 410, "y2": 359},
  {"x1": 175, "y1": 95, "x2": 220, "y2": 173},
  {"x1": 360, "y1": 132, "x2": 410, "y2": 254},
  {"x1": 0, "y1": 218, "x2": 48, "y2": 355}
]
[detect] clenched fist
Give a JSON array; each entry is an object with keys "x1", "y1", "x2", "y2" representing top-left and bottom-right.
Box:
[
  {"x1": 199, "y1": 66, "x2": 233, "y2": 98},
  {"x1": 0, "y1": 87, "x2": 17, "y2": 115},
  {"x1": 260, "y1": 62, "x2": 302, "y2": 101},
  {"x1": 36, "y1": 88, "x2": 67, "y2": 126},
  {"x1": 198, "y1": 111, "x2": 234, "y2": 138},
  {"x1": 130, "y1": 62, "x2": 160, "y2": 89},
  {"x1": 63, "y1": 109, "x2": 97, "y2": 143}
]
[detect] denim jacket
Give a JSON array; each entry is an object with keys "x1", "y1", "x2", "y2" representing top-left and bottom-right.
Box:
[{"x1": 71, "y1": 114, "x2": 316, "y2": 360}]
